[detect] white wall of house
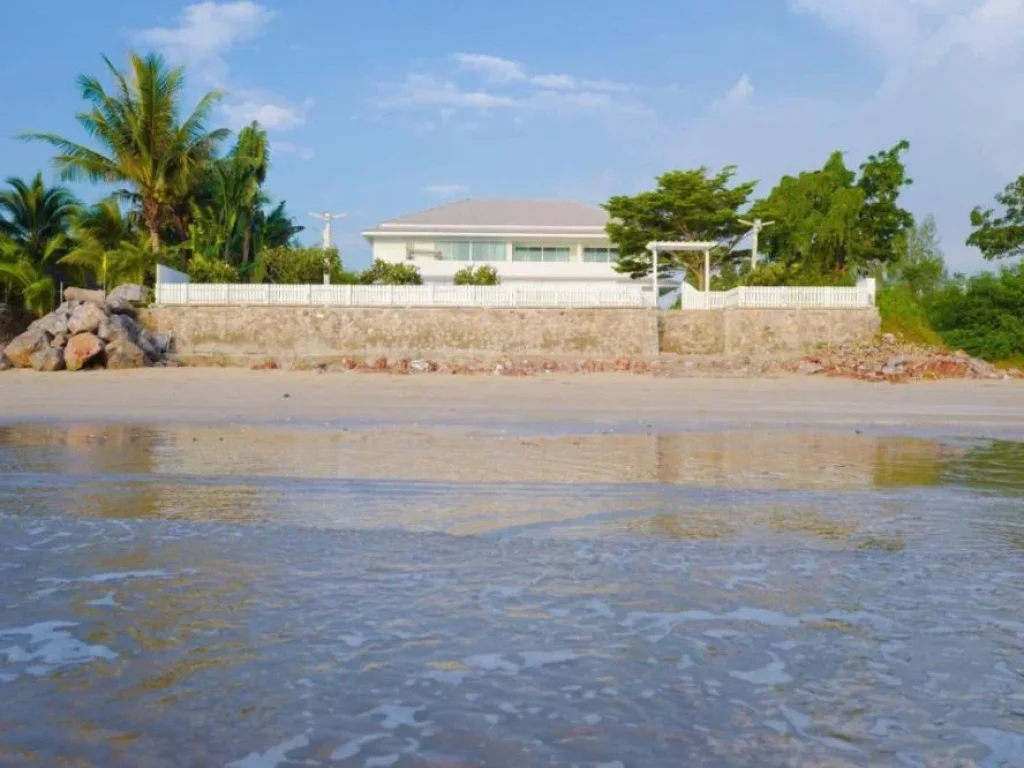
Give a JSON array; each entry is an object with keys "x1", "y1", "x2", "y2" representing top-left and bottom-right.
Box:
[{"x1": 368, "y1": 235, "x2": 637, "y2": 288}]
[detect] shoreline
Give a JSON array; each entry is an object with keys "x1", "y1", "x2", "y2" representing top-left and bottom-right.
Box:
[{"x1": 1, "y1": 368, "x2": 1023, "y2": 436}]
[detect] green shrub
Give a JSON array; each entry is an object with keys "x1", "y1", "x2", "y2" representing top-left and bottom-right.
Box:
[
  {"x1": 187, "y1": 255, "x2": 240, "y2": 283},
  {"x1": 925, "y1": 264, "x2": 1024, "y2": 361},
  {"x1": 261, "y1": 246, "x2": 357, "y2": 284},
  {"x1": 359, "y1": 259, "x2": 423, "y2": 285},
  {"x1": 453, "y1": 265, "x2": 501, "y2": 286},
  {"x1": 878, "y1": 284, "x2": 943, "y2": 346}
]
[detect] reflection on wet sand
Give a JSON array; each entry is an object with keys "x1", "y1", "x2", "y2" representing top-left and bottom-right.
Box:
[{"x1": 0, "y1": 423, "x2": 965, "y2": 488}]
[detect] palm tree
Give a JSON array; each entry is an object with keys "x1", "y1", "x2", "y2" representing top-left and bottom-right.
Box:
[
  {"x1": 62, "y1": 199, "x2": 155, "y2": 289},
  {"x1": 232, "y1": 122, "x2": 269, "y2": 265},
  {"x1": 0, "y1": 174, "x2": 78, "y2": 315},
  {"x1": 22, "y1": 52, "x2": 230, "y2": 252}
]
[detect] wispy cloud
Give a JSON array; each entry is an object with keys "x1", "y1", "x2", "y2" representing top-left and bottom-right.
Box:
[
  {"x1": 136, "y1": 1, "x2": 271, "y2": 84},
  {"x1": 136, "y1": 2, "x2": 310, "y2": 134},
  {"x1": 452, "y1": 53, "x2": 525, "y2": 82},
  {"x1": 378, "y1": 54, "x2": 645, "y2": 124},
  {"x1": 275, "y1": 141, "x2": 315, "y2": 161}
]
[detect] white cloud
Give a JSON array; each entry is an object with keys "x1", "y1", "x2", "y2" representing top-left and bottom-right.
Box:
[
  {"x1": 424, "y1": 184, "x2": 468, "y2": 197},
  {"x1": 378, "y1": 56, "x2": 648, "y2": 123},
  {"x1": 715, "y1": 74, "x2": 754, "y2": 109},
  {"x1": 666, "y1": 0, "x2": 1024, "y2": 271},
  {"x1": 137, "y1": 1, "x2": 272, "y2": 83},
  {"x1": 221, "y1": 94, "x2": 313, "y2": 130},
  {"x1": 530, "y1": 73, "x2": 576, "y2": 89},
  {"x1": 452, "y1": 53, "x2": 526, "y2": 82},
  {"x1": 137, "y1": 2, "x2": 313, "y2": 135},
  {"x1": 380, "y1": 74, "x2": 519, "y2": 109}
]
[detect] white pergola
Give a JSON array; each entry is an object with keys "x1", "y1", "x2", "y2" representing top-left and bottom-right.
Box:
[{"x1": 646, "y1": 241, "x2": 719, "y2": 303}]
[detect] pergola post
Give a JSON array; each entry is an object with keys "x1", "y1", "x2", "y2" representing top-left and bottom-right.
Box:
[{"x1": 651, "y1": 245, "x2": 658, "y2": 308}]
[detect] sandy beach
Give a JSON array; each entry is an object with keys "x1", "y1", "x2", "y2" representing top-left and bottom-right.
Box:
[{"x1": 1, "y1": 368, "x2": 1022, "y2": 434}]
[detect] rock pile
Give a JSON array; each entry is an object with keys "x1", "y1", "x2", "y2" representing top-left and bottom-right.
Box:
[
  {"x1": 787, "y1": 333, "x2": 1020, "y2": 382},
  {"x1": 0, "y1": 285, "x2": 171, "y2": 372}
]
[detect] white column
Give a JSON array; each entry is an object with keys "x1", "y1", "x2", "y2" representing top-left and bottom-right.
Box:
[
  {"x1": 704, "y1": 250, "x2": 710, "y2": 294},
  {"x1": 651, "y1": 247, "x2": 659, "y2": 308}
]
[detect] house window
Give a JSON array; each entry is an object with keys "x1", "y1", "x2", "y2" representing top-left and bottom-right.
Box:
[
  {"x1": 436, "y1": 241, "x2": 506, "y2": 262},
  {"x1": 512, "y1": 246, "x2": 571, "y2": 262},
  {"x1": 583, "y1": 247, "x2": 618, "y2": 263}
]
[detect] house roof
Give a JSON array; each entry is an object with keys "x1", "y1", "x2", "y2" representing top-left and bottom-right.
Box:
[{"x1": 370, "y1": 199, "x2": 609, "y2": 233}]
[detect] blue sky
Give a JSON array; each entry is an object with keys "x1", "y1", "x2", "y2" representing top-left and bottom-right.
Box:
[{"x1": 2, "y1": 0, "x2": 1023, "y2": 271}]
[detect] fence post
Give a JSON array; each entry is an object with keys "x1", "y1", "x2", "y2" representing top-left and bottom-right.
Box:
[{"x1": 184, "y1": 282, "x2": 189, "y2": 305}]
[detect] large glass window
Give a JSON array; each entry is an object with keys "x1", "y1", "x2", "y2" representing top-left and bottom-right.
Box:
[
  {"x1": 583, "y1": 247, "x2": 619, "y2": 263},
  {"x1": 512, "y1": 246, "x2": 571, "y2": 263},
  {"x1": 436, "y1": 241, "x2": 506, "y2": 262}
]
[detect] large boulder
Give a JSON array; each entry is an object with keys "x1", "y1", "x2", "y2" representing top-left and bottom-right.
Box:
[
  {"x1": 149, "y1": 331, "x2": 173, "y2": 355},
  {"x1": 105, "y1": 295, "x2": 137, "y2": 316},
  {"x1": 67, "y1": 302, "x2": 107, "y2": 335},
  {"x1": 0, "y1": 355, "x2": 11, "y2": 372},
  {"x1": 31, "y1": 310, "x2": 70, "y2": 336},
  {"x1": 30, "y1": 346, "x2": 65, "y2": 372},
  {"x1": 108, "y1": 284, "x2": 150, "y2": 305},
  {"x1": 105, "y1": 340, "x2": 147, "y2": 370},
  {"x1": 65, "y1": 333, "x2": 104, "y2": 371},
  {"x1": 64, "y1": 287, "x2": 106, "y2": 305},
  {"x1": 104, "y1": 313, "x2": 142, "y2": 344},
  {"x1": 3, "y1": 326, "x2": 52, "y2": 368}
]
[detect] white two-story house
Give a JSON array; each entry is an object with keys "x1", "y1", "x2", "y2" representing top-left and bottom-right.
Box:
[{"x1": 361, "y1": 199, "x2": 632, "y2": 289}]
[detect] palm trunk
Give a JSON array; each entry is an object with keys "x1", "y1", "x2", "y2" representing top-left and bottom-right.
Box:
[{"x1": 242, "y1": 227, "x2": 251, "y2": 265}]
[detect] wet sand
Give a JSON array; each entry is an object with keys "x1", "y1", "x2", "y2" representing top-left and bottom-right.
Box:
[{"x1": 1, "y1": 368, "x2": 1023, "y2": 434}]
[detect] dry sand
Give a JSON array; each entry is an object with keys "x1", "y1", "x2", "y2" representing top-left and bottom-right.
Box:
[{"x1": 1, "y1": 368, "x2": 1022, "y2": 435}]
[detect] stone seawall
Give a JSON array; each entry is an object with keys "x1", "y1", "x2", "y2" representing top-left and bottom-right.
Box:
[
  {"x1": 141, "y1": 306, "x2": 661, "y2": 363},
  {"x1": 141, "y1": 306, "x2": 879, "y2": 364}
]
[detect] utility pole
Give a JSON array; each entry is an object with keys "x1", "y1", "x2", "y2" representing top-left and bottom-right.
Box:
[
  {"x1": 308, "y1": 211, "x2": 347, "y2": 284},
  {"x1": 739, "y1": 218, "x2": 774, "y2": 270}
]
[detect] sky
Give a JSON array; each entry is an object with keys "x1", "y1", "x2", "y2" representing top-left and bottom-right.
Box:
[{"x1": 2, "y1": 0, "x2": 1023, "y2": 272}]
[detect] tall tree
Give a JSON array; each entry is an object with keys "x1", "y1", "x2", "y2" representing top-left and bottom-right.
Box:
[
  {"x1": 604, "y1": 167, "x2": 757, "y2": 290},
  {"x1": 0, "y1": 174, "x2": 78, "y2": 314},
  {"x1": 857, "y1": 140, "x2": 915, "y2": 266},
  {"x1": 967, "y1": 174, "x2": 1024, "y2": 261},
  {"x1": 749, "y1": 152, "x2": 865, "y2": 281},
  {"x1": 23, "y1": 52, "x2": 229, "y2": 252}
]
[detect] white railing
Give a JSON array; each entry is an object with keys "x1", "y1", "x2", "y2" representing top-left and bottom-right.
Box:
[
  {"x1": 155, "y1": 282, "x2": 652, "y2": 309},
  {"x1": 678, "y1": 280, "x2": 875, "y2": 310}
]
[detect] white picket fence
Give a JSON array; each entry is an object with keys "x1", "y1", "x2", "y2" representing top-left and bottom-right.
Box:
[
  {"x1": 155, "y1": 282, "x2": 653, "y2": 309},
  {"x1": 678, "y1": 281, "x2": 875, "y2": 310}
]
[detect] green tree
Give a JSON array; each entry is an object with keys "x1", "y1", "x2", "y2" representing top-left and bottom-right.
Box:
[
  {"x1": 186, "y1": 254, "x2": 240, "y2": 283},
  {"x1": 23, "y1": 52, "x2": 229, "y2": 252},
  {"x1": 967, "y1": 175, "x2": 1024, "y2": 261},
  {"x1": 856, "y1": 140, "x2": 914, "y2": 267},
  {"x1": 0, "y1": 173, "x2": 78, "y2": 315},
  {"x1": 888, "y1": 214, "x2": 947, "y2": 299},
  {"x1": 604, "y1": 167, "x2": 757, "y2": 290},
  {"x1": 359, "y1": 259, "x2": 423, "y2": 285},
  {"x1": 61, "y1": 199, "x2": 156, "y2": 288},
  {"x1": 453, "y1": 265, "x2": 501, "y2": 286},
  {"x1": 749, "y1": 142, "x2": 913, "y2": 283},
  {"x1": 253, "y1": 200, "x2": 304, "y2": 253}
]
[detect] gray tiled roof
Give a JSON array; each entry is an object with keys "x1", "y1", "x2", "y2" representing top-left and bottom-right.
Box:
[{"x1": 378, "y1": 199, "x2": 608, "y2": 229}]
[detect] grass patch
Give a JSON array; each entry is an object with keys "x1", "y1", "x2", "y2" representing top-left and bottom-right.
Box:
[
  {"x1": 995, "y1": 354, "x2": 1024, "y2": 371},
  {"x1": 877, "y1": 285, "x2": 943, "y2": 346}
]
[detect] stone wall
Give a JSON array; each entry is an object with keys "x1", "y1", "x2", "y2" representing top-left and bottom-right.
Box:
[
  {"x1": 142, "y1": 306, "x2": 660, "y2": 363},
  {"x1": 721, "y1": 308, "x2": 880, "y2": 356},
  {"x1": 141, "y1": 305, "x2": 879, "y2": 364}
]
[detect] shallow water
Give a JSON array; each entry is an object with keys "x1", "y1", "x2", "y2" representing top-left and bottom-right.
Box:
[{"x1": 0, "y1": 425, "x2": 1022, "y2": 766}]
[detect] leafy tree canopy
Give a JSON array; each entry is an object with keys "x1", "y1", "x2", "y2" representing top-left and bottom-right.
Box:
[
  {"x1": 604, "y1": 167, "x2": 757, "y2": 290},
  {"x1": 967, "y1": 174, "x2": 1024, "y2": 261},
  {"x1": 749, "y1": 141, "x2": 913, "y2": 283}
]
